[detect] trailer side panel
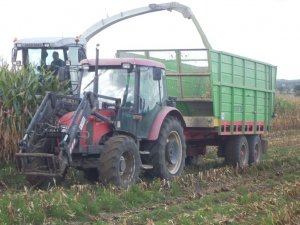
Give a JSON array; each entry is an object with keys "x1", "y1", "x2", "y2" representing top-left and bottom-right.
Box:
[{"x1": 210, "y1": 50, "x2": 276, "y2": 135}]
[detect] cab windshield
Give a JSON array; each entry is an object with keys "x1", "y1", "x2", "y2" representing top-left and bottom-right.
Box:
[
  {"x1": 81, "y1": 68, "x2": 135, "y2": 105},
  {"x1": 14, "y1": 48, "x2": 66, "y2": 72}
]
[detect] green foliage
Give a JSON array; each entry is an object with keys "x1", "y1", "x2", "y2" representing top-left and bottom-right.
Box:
[{"x1": 0, "y1": 65, "x2": 67, "y2": 162}]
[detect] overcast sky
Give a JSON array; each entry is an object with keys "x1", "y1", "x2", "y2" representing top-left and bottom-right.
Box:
[{"x1": 0, "y1": 0, "x2": 299, "y2": 80}]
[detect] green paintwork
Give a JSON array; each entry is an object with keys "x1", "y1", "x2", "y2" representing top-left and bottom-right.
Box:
[
  {"x1": 116, "y1": 49, "x2": 276, "y2": 134},
  {"x1": 210, "y1": 50, "x2": 276, "y2": 133}
]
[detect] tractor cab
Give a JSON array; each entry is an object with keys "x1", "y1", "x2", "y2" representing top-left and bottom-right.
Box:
[
  {"x1": 79, "y1": 58, "x2": 166, "y2": 139},
  {"x1": 12, "y1": 37, "x2": 87, "y2": 95}
]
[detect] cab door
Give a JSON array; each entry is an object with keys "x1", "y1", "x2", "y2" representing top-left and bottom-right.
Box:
[{"x1": 136, "y1": 66, "x2": 165, "y2": 138}]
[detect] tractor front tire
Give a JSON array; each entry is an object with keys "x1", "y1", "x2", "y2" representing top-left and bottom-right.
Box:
[
  {"x1": 148, "y1": 116, "x2": 186, "y2": 179},
  {"x1": 247, "y1": 135, "x2": 262, "y2": 164},
  {"x1": 98, "y1": 135, "x2": 141, "y2": 187},
  {"x1": 225, "y1": 135, "x2": 249, "y2": 168}
]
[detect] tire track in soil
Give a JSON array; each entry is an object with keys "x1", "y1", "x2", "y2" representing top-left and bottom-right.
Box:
[
  {"x1": 93, "y1": 157, "x2": 300, "y2": 223},
  {"x1": 71, "y1": 130, "x2": 300, "y2": 224}
]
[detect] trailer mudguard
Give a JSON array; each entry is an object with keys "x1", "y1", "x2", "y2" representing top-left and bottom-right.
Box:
[{"x1": 148, "y1": 106, "x2": 185, "y2": 141}]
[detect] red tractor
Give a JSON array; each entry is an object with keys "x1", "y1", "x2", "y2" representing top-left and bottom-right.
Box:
[{"x1": 16, "y1": 48, "x2": 186, "y2": 187}]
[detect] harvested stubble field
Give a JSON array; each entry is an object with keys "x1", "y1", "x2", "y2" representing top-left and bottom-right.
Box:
[
  {"x1": 0, "y1": 65, "x2": 299, "y2": 225},
  {"x1": 0, "y1": 129, "x2": 299, "y2": 225}
]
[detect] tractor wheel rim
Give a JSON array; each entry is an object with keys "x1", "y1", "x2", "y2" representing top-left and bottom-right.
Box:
[
  {"x1": 119, "y1": 156, "x2": 126, "y2": 175},
  {"x1": 165, "y1": 131, "x2": 182, "y2": 174},
  {"x1": 166, "y1": 141, "x2": 179, "y2": 165},
  {"x1": 119, "y1": 151, "x2": 135, "y2": 182}
]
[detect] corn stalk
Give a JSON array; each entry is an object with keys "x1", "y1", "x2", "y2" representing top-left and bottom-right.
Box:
[{"x1": 0, "y1": 65, "x2": 66, "y2": 162}]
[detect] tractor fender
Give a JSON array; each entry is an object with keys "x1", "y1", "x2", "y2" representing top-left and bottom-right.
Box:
[{"x1": 148, "y1": 106, "x2": 185, "y2": 141}]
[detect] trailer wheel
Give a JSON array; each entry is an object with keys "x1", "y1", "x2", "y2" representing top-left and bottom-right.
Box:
[
  {"x1": 98, "y1": 135, "x2": 140, "y2": 187},
  {"x1": 247, "y1": 135, "x2": 262, "y2": 164},
  {"x1": 149, "y1": 116, "x2": 186, "y2": 179},
  {"x1": 26, "y1": 138, "x2": 61, "y2": 188},
  {"x1": 225, "y1": 136, "x2": 249, "y2": 168}
]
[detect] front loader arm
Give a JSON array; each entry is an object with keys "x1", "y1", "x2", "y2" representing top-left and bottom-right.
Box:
[
  {"x1": 20, "y1": 92, "x2": 61, "y2": 148},
  {"x1": 16, "y1": 92, "x2": 81, "y2": 176},
  {"x1": 19, "y1": 92, "x2": 80, "y2": 148},
  {"x1": 59, "y1": 92, "x2": 115, "y2": 163},
  {"x1": 60, "y1": 92, "x2": 96, "y2": 161}
]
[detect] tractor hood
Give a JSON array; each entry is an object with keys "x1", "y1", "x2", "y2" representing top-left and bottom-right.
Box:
[{"x1": 58, "y1": 109, "x2": 115, "y2": 146}]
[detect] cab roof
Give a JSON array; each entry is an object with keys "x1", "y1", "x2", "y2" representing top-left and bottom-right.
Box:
[
  {"x1": 14, "y1": 37, "x2": 86, "y2": 47},
  {"x1": 80, "y1": 58, "x2": 165, "y2": 69}
]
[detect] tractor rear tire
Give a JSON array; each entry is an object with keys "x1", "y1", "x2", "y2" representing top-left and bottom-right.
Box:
[
  {"x1": 25, "y1": 138, "x2": 61, "y2": 188},
  {"x1": 98, "y1": 135, "x2": 141, "y2": 187},
  {"x1": 247, "y1": 135, "x2": 262, "y2": 164},
  {"x1": 225, "y1": 135, "x2": 249, "y2": 168},
  {"x1": 148, "y1": 116, "x2": 186, "y2": 179}
]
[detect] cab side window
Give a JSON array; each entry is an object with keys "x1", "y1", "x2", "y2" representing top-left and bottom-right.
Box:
[{"x1": 140, "y1": 67, "x2": 160, "y2": 112}]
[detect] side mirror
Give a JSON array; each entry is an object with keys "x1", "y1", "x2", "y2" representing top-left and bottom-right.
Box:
[{"x1": 153, "y1": 67, "x2": 162, "y2": 81}]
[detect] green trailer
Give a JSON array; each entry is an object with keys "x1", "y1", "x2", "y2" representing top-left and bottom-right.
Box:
[{"x1": 117, "y1": 48, "x2": 276, "y2": 166}]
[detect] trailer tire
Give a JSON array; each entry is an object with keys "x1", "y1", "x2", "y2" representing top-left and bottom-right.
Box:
[
  {"x1": 225, "y1": 136, "x2": 249, "y2": 168},
  {"x1": 247, "y1": 135, "x2": 262, "y2": 164},
  {"x1": 98, "y1": 135, "x2": 140, "y2": 187},
  {"x1": 148, "y1": 116, "x2": 186, "y2": 179},
  {"x1": 25, "y1": 138, "x2": 61, "y2": 188}
]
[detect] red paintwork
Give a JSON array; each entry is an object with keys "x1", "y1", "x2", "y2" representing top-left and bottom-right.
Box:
[
  {"x1": 148, "y1": 107, "x2": 182, "y2": 140},
  {"x1": 58, "y1": 110, "x2": 115, "y2": 147},
  {"x1": 184, "y1": 128, "x2": 217, "y2": 141},
  {"x1": 244, "y1": 121, "x2": 255, "y2": 134},
  {"x1": 80, "y1": 58, "x2": 165, "y2": 69},
  {"x1": 221, "y1": 121, "x2": 231, "y2": 135},
  {"x1": 220, "y1": 120, "x2": 265, "y2": 135}
]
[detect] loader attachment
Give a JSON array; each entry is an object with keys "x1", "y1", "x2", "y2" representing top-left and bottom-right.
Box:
[
  {"x1": 16, "y1": 89, "x2": 116, "y2": 178},
  {"x1": 16, "y1": 92, "x2": 81, "y2": 178},
  {"x1": 15, "y1": 153, "x2": 60, "y2": 177}
]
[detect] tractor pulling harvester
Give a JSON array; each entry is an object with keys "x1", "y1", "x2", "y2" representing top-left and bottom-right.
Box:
[{"x1": 15, "y1": 2, "x2": 276, "y2": 187}]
